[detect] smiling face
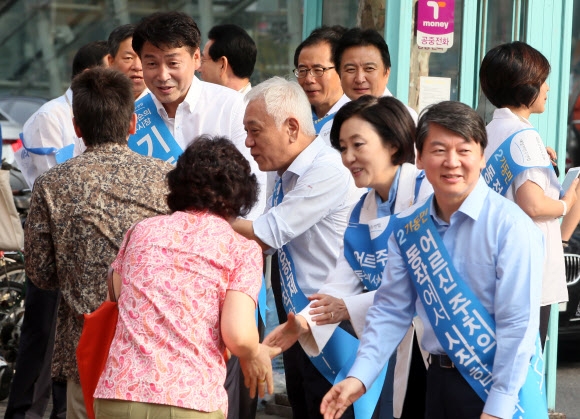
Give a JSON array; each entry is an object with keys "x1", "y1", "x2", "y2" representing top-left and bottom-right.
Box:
[
  {"x1": 339, "y1": 116, "x2": 398, "y2": 200},
  {"x1": 339, "y1": 45, "x2": 390, "y2": 100},
  {"x1": 108, "y1": 37, "x2": 145, "y2": 99},
  {"x1": 243, "y1": 99, "x2": 293, "y2": 173},
  {"x1": 417, "y1": 123, "x2": 485, "y2": 219},
  {"x1": 296, "y1": 42, "x2": 343, "y2": 118},
  {"x1": 141, "y1": 42, "x2": 199, "y2": 117}
]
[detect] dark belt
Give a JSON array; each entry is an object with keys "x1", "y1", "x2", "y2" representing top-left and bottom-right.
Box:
[{"x1": 429, "y1": 353, "x2": 455, "y2": 368}]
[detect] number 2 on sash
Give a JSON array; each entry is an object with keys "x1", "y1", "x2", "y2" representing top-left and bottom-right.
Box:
[{"x1": 396, "y1": 229, "x2": 406, "y2": 245}]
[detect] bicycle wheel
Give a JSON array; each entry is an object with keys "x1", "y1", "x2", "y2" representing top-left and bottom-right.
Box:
[{"x1": 0, "y1": 262, "x2": 25, "y2": 286}]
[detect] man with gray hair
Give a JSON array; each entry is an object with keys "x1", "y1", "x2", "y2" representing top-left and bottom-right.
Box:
[{"x1": 232, "y1": 77, "x2": 363, "y2": 419}]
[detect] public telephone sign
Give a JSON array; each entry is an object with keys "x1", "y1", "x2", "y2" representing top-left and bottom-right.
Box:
[{"x1": 417, "y1": 0, "x2": 455, "y2": 50}]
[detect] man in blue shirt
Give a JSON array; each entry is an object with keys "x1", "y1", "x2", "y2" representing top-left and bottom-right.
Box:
[{"x1": 321, "y1": 101, "x2": 545, "y2": 419}]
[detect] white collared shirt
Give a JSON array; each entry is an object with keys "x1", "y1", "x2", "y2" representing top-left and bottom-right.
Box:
[
  {"x1": 16, "y1": 88, "x2": 85, "y2": 188},
  {"x1": 383, "y1": 86, "x2": 418, "y2": 124},
  {"x1": 149, "y1": 76, "x2": 266, "y2": 220},
  {"x1": 253, "y1": 137, "x2": 364, "y2": 296},
  {"x1": 238, "y1": 82, "x2": 252, "y2": 96}
]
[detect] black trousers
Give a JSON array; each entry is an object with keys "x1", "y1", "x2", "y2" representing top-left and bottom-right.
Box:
[
  {"x1": 271, "y1": 255, "x2": 355, "y2": 419},
  {"x1": 5, "y1": 278, "x2": 66, "y2": 419},
  {"x1": 424, "y1": 362, "x2": 484, "y2": 419}
]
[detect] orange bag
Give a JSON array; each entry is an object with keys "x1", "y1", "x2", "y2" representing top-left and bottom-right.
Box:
[
  {"x1": 76, "y1": 225, "x2": 135, "y2": 419},
  {"x1": 76, "y1": 267, "x2": 118, "y2": 419}
]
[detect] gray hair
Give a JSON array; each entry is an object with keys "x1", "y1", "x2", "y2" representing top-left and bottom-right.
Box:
[{"x1": 246, "y1": 76, "x2": 316, "y2": 137}]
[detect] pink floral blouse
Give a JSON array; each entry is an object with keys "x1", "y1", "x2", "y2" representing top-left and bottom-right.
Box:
[{"x1": 93, "y1": 210, "x2": 263, "y2": 414}]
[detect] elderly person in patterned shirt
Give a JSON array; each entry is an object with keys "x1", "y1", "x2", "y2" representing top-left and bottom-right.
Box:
[{"x1": 25, "y1": 67, "x2": 173, "y2": 418}]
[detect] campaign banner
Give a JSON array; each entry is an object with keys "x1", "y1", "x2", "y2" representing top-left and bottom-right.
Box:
[{"x1": 128, "y1": 93, "x2": 182, "y2": 164}]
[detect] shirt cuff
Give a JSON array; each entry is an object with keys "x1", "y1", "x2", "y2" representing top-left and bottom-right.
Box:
[
  {"x1": 348, "y1": 356, "x2": 380, "y2": 392},
  {"x1": 298, "y1": 306, "x2": 338, "y2": 357},
  {"x1": 342, "y1": 292, "x2": 375, "y2": 338},
  {"x1": 483, "y1": 388, "x2": 518, "y2": 419}
]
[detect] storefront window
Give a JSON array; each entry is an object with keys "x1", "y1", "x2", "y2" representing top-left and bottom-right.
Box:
[{"x1": 0, "y1": 0, "x2": 303, "y2": 98}]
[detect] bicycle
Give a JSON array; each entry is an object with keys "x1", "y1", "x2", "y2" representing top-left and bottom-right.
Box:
[{"x1": 0, "y1": 251, "x2": 25, "y2": 399}]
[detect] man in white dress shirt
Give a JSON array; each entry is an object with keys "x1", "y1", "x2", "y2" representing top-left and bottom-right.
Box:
[
  {"x1": 131, "y1": 12, "x2": 267, "y2": 418},
  {"x1": 293, "y1": 26, "x2": 349, "y2": 146},
  {"x1": 199, "y1": 24, "x2": 256, "y2": 96},
  {"x1": 106, "y1": 24, "x2": 148, "y2": 100},
  {"x1": 132, "y1": 11, "x2": 266, "y2": 220},
  {"x1": 232, "y1": 77, "x2": 363, "y2": 419},
  {"x1": 334, "y1": 28, "x2": 418, "y2": 122}
]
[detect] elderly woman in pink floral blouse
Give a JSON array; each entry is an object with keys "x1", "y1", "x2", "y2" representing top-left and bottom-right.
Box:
[{"x1": 93, "y1": 136, "x2": 277, "y2": 418}]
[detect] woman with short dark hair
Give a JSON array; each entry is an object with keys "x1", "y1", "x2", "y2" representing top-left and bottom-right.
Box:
[
  {"x1": 480, "y1": 41, "x2": 578, "y2": 346},
  {"x1": 93, "y1": 136, "x2": 275, "y2": 418}
]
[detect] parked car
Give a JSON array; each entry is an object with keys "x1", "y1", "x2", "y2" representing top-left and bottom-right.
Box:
[
  {"x1": 0, "y1": 108, "x2": 22, "y2": 165},
  {"x1": 559, "y1": 228, "x2": 580, "y2": 340},
  {"x1": 0, "y1": 96, "x2": 47, "y2": 126}
]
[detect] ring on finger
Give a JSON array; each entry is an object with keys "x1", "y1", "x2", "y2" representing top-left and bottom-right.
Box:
[{"x1": 330, "y1": 312, "x2": 334, "y2": 319}]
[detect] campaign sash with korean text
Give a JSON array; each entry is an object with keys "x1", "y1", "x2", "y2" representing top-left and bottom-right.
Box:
[
  {"x1": 394, "y1": 197, "x2": 547, "y2": 419},
  {"x1": 273, "y1": 179, "x2": 386, "y2": 418},
  {"x1": 344, "y1": 194, "x2": 393, "y2": 291},
  {"x1": 128, "y1": 93, "x2": 182, "y2": 164},
  {"x1": 482, "y1": 128, "x2": 551, "y2": 196}
]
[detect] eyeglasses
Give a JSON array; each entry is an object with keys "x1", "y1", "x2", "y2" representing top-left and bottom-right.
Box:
[{"x1": 293, "y1": 66, "x2": 335, "y2": 78}]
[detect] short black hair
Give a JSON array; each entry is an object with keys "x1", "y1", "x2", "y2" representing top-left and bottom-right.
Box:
[
  {"x1": 330, "y1": 95, "x2": 415, "y2": 165},
  {"x1": 107, "y1": 24, "x2": 136, "y2": 57},
  {"x1": 71, "y1": 68, "x2": 134, "y2": 147},
  {"x1": 334, "y1": 28, "x2": 391, "y2": 73},
  {"x1": 166, "y1": 136, "x2": 259, "y2": 219},
  {"x1": 293, "y1": 25, "x2": 347, "y2": 68},
  {"x1": 71, "y1": 40, "x2": 108, "y2": 79},
  {"x1": 133, "y1": 11, "x2": 201, "y2": 57},
  {"x1": 479, "y1": 41, "x2": 550, "y2": 109},
  {"x1": 416, "y1": 101, "x2": 487, "y2": 153},
  {"x1": 207, "y1": 24, "x2": 256, "y2": 79}
]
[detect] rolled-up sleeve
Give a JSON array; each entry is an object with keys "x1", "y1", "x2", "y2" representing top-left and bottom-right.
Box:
[{"x1": 253, "y1": 163, "x2": 351, "y2": 250}]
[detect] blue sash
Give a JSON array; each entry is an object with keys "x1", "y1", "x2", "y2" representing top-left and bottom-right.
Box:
[
  {"x1": 343, "y1": 193, "x2": 394, "y2": 291},
  {"x1": 128, "y1": 93, "x2": 182, "y2": 164},
  {"x1": 483, "y1": 128, "x2": 551, "y2": 195},
  {"x1": 18, "y1": 133, "x2": 75, "y2": 164},
  {"x1": 394, "y1": 198, "x2": 547, "y2": 418},
  {"x1": 273, "y1": 179, "x2": 385, "y2": 418},
  {"x1": 312, "y1": 110, "x2": 336, "y2": 135}
]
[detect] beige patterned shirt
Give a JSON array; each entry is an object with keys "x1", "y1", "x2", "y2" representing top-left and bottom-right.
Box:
[{"x1": 25, "y1": 142, "x2": 172, "y2": 382}]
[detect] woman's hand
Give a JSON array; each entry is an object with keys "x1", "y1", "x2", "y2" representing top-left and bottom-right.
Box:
[
  {"x1": 308, "y1": 293, "x2": 349, "y2": 325},
  {"x1": 263, "y1": 312, "x2": 309, "y2": 352},
  {"x1": 239, "y1": 343, "x2": 281, "y2": 398}
]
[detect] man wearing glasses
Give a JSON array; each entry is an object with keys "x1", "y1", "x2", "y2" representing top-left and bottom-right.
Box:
[{"x1": 293, "y1": 26, "x2": 349, "y2": 145}]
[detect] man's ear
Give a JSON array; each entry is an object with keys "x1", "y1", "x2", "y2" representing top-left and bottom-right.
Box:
[
  {"x1": 128, "y1": 113, "x2": 137, "y2": 136},
  {"x1": 220, "y1": 56, "x2": 229, "y2": 77},
  {"x1": 192, "y1": 47, "x2": 201, "y2": 71},
  {"x1": 72, "y1": 117, "x2": 83, "y2": 139},
  {"x1": 106, "y1": 54, "x2": 115, "y2": 67},
  {"x1": 416, "y1": 151, "x2": 424, "y2": 169},
  {"x1": 287, "y1": 117, "x2": 299, "y2": 143}
]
